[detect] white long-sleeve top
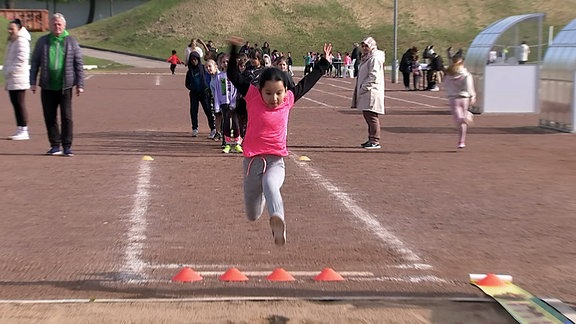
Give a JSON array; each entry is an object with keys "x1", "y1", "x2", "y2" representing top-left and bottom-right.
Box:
[{"x1": 444, "y1": 67, "x2": 476, "y2": 99}]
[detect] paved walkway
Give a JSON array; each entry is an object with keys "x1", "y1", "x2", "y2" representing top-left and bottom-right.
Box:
[
  {"x1": 81, "y1": 46, "x2": 168, "y2": 69},
  {"x1": 81, "y1": 46, "x2": 307, "y2": 71}
]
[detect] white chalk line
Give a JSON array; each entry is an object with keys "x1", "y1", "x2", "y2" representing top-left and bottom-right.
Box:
[
  {"x1": 119, "y1": 159, "x2": 152, "y2": 281},
  {"x1": 384, "y1": 95, "x2": 438, "y2": 107},
  {"x1": 114, "y1": 274, "x2": 447, "y2": 284},
  {"x1": 290, "y1": 155, "x2": 425, "y2": 265},
  {"x1": 301, "y1": 96, "x2": 330, "y2": 106}
]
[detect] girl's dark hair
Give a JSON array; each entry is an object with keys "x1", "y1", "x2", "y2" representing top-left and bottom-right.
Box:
[
  {"x1": 10, "y1": 18, "x2": 22, "y2": 28},
  {"x1": 259, "y1": 67, "x2": 288, "y2": 89},
  {"x1": 249, "y1": 49, "x2": 264, "y2": 66}
]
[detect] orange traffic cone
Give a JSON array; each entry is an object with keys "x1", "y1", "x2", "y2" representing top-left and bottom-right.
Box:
[
  {"x1": 314, "y1": 268, "x2": 345, "y2": 281},
  {"x1": 219, "y1": 267, "x2": 249, "y2": 281},
  {"x1": 171, "y1": 267, "x2": 203, "y2": 282},
  {"x1": 266, "y1": 268, "x2": 296, "y2": 281},
  {"x1": 476, "y1": 273, "x2": 507, "y2": 287}
]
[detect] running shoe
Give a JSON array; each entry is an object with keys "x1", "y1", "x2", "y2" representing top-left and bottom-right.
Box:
[{"x1": 269, "y1": 215, "x2": 286, "y2": 246}]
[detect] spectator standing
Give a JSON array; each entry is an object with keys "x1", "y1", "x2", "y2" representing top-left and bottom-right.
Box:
[
  {"x1": 184, "y1": 38, "x2": 206, "y2": 66},
  {"x1": 206, "y1": 40, "x2": 218, "y2": 53},
  {"x1": 303, "y1": 52, "x2": 312, "y2": 76},
  {"x1": 351, "y1": 43, "x2": 361, "y2": 77},
  {"x1": 426, "y1": 52, "x2": 444, "y2": 91},
  {"x1": 518, "y1": 41, "x2": 530, "y2": 64},
  {"x1": 343, "y1": 52, "x2": 352, "y2": 77},
  {"x1": 261, "y1": 42, "x2": 271, "y2": 56},
  {"x1": 399, "y1": 47, "x2": 416, "y2": 91},
  {"x1": 30, "y1": 12, "x2": 84, "y2": 156},
  {"x1": 239, "y1": 41, "x2": 251, "y2": 55},
  {"x1": 4, "y1": 18, "x2": 31, "y2": 140},
  {"x1": 351, "y1": 37, "x2": 385, "y2": 149},
  {"x1": 286, "y1": 51, "x2": 294, "y2": 76},
  {"x1": 332, "y1": 52, "x2": 343, "y2": 78}
]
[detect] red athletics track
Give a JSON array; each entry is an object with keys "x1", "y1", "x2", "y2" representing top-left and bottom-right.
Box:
[{"x1": 0, "y1": 66, "x2": 574, "y2": 310}]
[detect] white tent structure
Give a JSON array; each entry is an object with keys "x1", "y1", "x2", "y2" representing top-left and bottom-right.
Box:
[
  {"x1": 539, "y1": 19, "x2": 576, "y2": 133},
  {"x1": 465, "y1": 13, "x2": 545, "y2": 114}
]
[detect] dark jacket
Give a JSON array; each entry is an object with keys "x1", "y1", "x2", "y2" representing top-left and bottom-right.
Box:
[
  {"x1": 429, "y1": 54, "x2": 444, "y2": 72},
  {"x1": 185, "y1": 52, "x2": 210, "y2": 93},
  {"x1": 399, "y1": 49, "x2": 412, "y2": 73},
  {"x1": 29, "y1": 33, "x2": 84, "y2": 90}
]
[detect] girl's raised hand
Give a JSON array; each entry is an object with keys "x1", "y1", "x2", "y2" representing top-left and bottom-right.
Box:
[
  {"x1": 229, "y1": 36, "x2": 244, "y2": 47},
  {"x1": 323, "y1": 43, "x2": 333, "y2": 58}
]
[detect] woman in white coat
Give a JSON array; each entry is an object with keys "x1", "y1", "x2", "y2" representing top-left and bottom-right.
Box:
[
  {"x1": 4, "y1": 19, "x2": 31, "y2": 140},
  {"x1": 351, "y1": 36, "x2": 385, "y2": 149}
]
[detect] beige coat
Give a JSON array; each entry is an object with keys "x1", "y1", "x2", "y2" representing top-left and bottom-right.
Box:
[
  {"x1": 4, "y1": 27, "x2": 31, "y2": 91},
  {"x1": 351, "y1": 49, "x2": 385, "y2": 114}
]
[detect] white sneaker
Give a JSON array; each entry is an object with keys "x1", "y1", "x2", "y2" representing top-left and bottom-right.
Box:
[
  {"x1": 10, "y1": 130, "x2": 29, "y2": 140},
  {"x1": 207, "y1": 129, "x2": 217, "y2": 139},
  {"x1": 429, "y1": 87, "x2": 440, "y2": 92},
  {"x1": 192, "y1": 129, "x2": 198, "y2": 137},
  {"x1": 269, "y1": 215, "x2": 286, "y2": 246}
]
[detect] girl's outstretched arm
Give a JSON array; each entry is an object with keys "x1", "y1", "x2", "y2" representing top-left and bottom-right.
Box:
[
  {"x1": 293, "y1": 43, "x2": 333, "y2": 102},
  {"x1": 226, "y1": 37, "x2": 250, "y2": 97}
]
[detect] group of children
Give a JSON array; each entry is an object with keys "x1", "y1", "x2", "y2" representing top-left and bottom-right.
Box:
[
  {"x1": 169, "y1": 37, "x2": 475, "y2": 246},
  {"x1": 173, "y1": 40, "x2": 302, "y2": 155},
  {"x1": 177, "y1": 37, "x2": 332, "y2": 246}
]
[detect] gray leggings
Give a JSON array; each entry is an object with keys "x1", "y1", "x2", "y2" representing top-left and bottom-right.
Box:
[{"x1": 243, "y1": 155, "x2": 285, "y2": 222}]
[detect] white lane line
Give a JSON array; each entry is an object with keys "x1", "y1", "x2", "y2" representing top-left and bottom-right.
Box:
[
  {"x1": 291, "y1": 155, "x2": 424, "y2": 264},
  {"x1": 99, "y1": 276, "x2": 446, "y2": 284},
  {"x1": 384, "y1": 95, "x2": 438, "y2": 107},
  {"x1": 391, "y1": 264, "x2": 433, "y2": 270},
  {"x1": 353, "y1": 275, "x2": 446, "y2": 283},
  {"x1": 119, "y1": 159, "x2": 152, "y2": 281},
  {"x1": 309, "y1": 88, "x2": 350, "y2": 100},
  {"x1": 155, "y1": 76, "x2": 160, "y2": 86},
  {"x1": 301, "y1": 96, "x2": 330, "y2": 107},
  {"x1": 326, "y1": 83, "x2": 353, "y2": 90},
  {"x1": 144, "y1": 266, "x2": 373, "y2": 277}
]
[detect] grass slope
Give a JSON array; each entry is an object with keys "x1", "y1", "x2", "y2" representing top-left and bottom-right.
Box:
[{"x1": 4, "y1": 0, "x2": 576, "y2": 64}]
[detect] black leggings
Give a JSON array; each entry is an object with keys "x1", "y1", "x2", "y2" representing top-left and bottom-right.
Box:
[
  {"x1": 221, "y1": 104, "x2": 241, "y2": 140},
  {"x1": 9, "y1": 90, "x2": 28, "y2": 126}
]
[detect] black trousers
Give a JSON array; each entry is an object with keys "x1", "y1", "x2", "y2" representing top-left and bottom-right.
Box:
[
  {"x1": 221, "y1": 104, "x2": 240, "y2": 140},
  {"x1": 41, "y1": 89, "x2": 73, "y2": 148},
  {"x1": 189, "y1": 91, "x2": 215, "y2": 131},
  {"x1": 401, "y1": 71, "x2": 411, "y2": 88},
  {"x1": 9, "y1": 90, "x2": 28, "y2": 126}
]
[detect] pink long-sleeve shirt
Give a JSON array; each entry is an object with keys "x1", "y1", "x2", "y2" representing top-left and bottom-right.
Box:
[{"x1": 242, "y1": 85, "x2": 295, "y2": 157}]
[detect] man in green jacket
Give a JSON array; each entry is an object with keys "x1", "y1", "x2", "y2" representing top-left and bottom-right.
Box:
[{"x1": 30, "y1": 12, "x2": 85, "y2": 157}]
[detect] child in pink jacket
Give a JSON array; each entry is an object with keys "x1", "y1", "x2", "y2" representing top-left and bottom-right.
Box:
[{"x1": 227, "y1": 36, "x2": 331, "y2": 246}]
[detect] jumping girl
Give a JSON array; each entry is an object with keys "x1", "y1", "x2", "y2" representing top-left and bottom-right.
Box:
[{"x1": 227, "y1": 36, "x2": 331, "y2": 246}]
